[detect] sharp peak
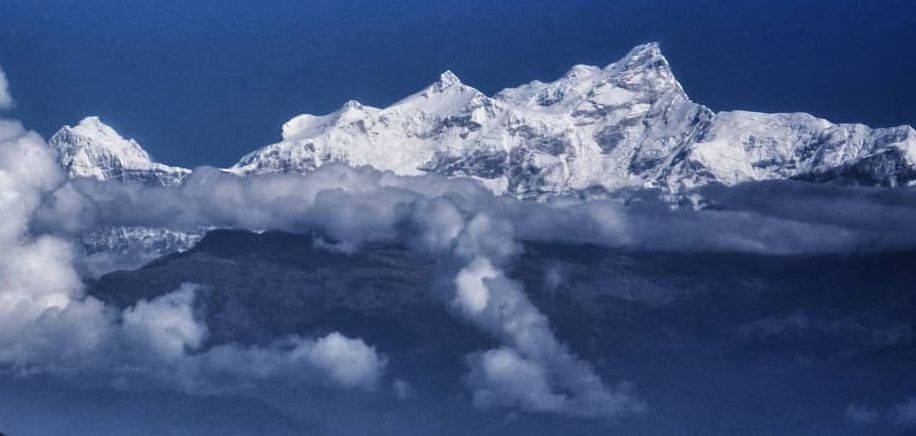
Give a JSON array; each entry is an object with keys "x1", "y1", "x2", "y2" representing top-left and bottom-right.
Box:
[
  {"x1": 408, "y1": 69, "x2": 482, "y2": 100},
  {"x1": 78, "y1": 115, "x2": 104, "y2": 125},
  {"x1": 337, "y1": 99, "x2": 366, "y2": 112},
  {"x1": 424, "y1": 70, "x2": 468, "y2": 93},
  {"x1": 54, "y1": 116, "x2": 149, "y2": 155},
  {"x1": 342, "y1": 99, "x2": 363, "y2": 109},
  {"x1": 607, "y1": 42, "x2": 669, "y2": 70},
  {"x1": 76, "y1": 115, "x2": 115, "y2": 128},
  {"x1": 67, "y1": 116, "x2": 122, "y2": 137},
  {"x1": 629, "y1": 42, "x2": 663, "y2": 56},
  {"x1": 438, "y1": 70, "x2": 461, "y2": 86}
]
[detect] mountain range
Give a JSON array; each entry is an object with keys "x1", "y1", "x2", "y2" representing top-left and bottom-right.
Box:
[{"x1": 47, "y1": 43, "x2": 916, "y2": 199}]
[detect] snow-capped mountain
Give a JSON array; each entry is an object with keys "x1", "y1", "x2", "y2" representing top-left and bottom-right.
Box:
[
  {"x1": 229, "y1": 43, "x2": 916, "y2": 198},
  {"x1": 50, "y1": 43, "x2": 916, "y2": 200},
  {"x1": 48, "y1": 116, "x2": 190, "y2": 186},
  {"x1": 47, "y1": 118, "x2": 197, "y2": 265}
]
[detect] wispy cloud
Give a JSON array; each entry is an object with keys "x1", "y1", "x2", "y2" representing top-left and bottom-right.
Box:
[{"x1": 0, "y1": 66, "x2": 12, "y2": 110}]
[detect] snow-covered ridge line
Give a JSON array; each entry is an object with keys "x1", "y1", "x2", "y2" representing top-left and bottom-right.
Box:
[{"x1": 50, "y1": 43, "x2": 916, "y2": 197}]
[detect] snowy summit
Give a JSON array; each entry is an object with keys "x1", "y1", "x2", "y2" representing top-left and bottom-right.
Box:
[{"x1": 48, "y1": 116, "x2": 190, "y2": 186}]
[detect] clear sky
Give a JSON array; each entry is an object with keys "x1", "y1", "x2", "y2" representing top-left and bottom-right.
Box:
[{"x1": 0, "y1": 0, "x2": 914, "y2": 168}]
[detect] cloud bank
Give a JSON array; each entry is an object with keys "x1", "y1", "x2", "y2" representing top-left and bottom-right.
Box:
[
  {"x1": 30, "y1": 168, "x2": 649, "y2": 416},
  {"x1": 29, "y1": 142, "x2": 916, "y2": 418}
]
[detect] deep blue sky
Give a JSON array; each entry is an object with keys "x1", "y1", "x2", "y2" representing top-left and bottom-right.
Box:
[{"x1": 0, "y1": 0, "x2": 914, "y2": 168}]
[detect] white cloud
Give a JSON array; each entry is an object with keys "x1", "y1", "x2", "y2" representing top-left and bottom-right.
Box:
[
  {"x1": 453, "y1": 257, "x2": 496, "y2": 315},
  {"x1": 40, "y1": 151, "x2": 916, "y2": 418},
  {"x1": 172, "y1": 329, "x2": 385, "y2": 393},
  {"x1": 3, "y1": 281, "x2": 387, "y2": 393},
  {"x1": 41, "y1": 163, "x2": 916, "y2": 258},
  {"x1": 0, "y1": 66, "x2": 12, "y2": 110},
  {"x1": 467, "y1": 347, "x2": 567, "y2": 413},
  {"x1": 392, "y1": 378, "x2": 412, "y2": 399},
  {"x1": 455, "y1": 257, "x2": 644, "y2": 418},
  {"x1": 121, "y1": 283, "x2": 207, "y2": 362},
  {"x1": 40, "y1": 167, "x2": 647, "y2": 417},
  {"x1": 305, "y1": 332, "x2": 387, "y2": 390}
]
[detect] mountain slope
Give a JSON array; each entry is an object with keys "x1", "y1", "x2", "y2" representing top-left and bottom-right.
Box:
[
  {"x1": 666, "y1": 111, "x2": 916, "y2": 190},
  {"x1": 48, "y1": 116, "x2": 191, "y2": 186}
]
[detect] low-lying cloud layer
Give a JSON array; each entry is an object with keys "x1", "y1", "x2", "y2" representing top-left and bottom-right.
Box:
[{"x1": 39, "y1": 162, "x2": 916, "y2": 257}]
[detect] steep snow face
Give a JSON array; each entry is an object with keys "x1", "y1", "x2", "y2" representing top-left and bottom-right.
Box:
[
  {"x1": 229, "y1": 42, "x2": 916, "y2": 198},
  {"x1": 490, "y1": 42, "x2": 713, "y2": 196},
  {"x1": 48, "y1": 116, "x2": 190, "y2": 187},
  {"x1": 668, "y1": 112, "x2": 916, "y2": 189}
]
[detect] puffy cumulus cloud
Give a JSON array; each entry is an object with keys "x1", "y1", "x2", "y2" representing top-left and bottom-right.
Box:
[
  {"x1": 456, "y1": 259, "x2": 643, "y2": 418},
  {"x1": 0, "y1": 114, "x2": 83, "y2": 370},
  {"x1": 120, "y1": 284, "x2": 206, "y2": 361},
  {"x1": 0, "y1": 106, "x2": 385, "y2": 397},
  {"x1": 0, "y1": 66, "x2": 12, "y2": 110},
  {"x1": 453, "y1": 257, "x2": 496, "y2": 315},
  {"x1": 467, "y1": 347, "x2": 566, "y2": 413},
  {"x1": 5, "y1": 283, "x2": 386, "y2": 393},
  {"x1": 302, "y1": 332, "x2": 387, "y2": 390},
  {"x1": 160, "y1": 323, "x2": 385, "y2": 394}
]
